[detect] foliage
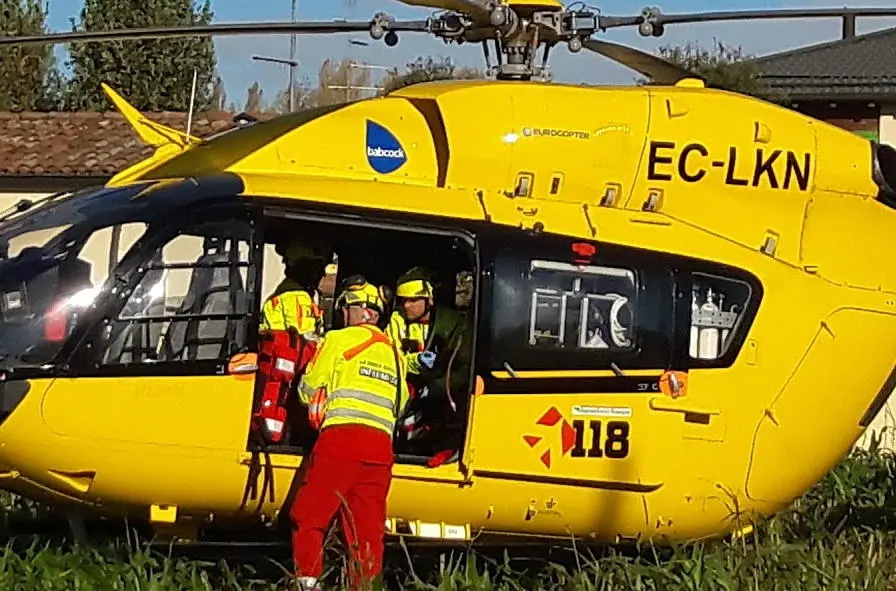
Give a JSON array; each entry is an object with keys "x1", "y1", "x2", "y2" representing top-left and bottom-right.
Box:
[
  {"x1": 638, "y1": 39, "x2": 767, "y2": 97},
  {"x1": 208, "y1": 76, "x2": 227, "y2": 112},
  {"x1": 269, "y1": 79, "x2": 315, "y2": 114},
  {"x1": 380, "y1": 56, "x2": 485, "y2": 94},
  {"x1": 0, "y1": 0, "x2": 67, "y2": 111},
  {"x1": 65, "y1": 0, "x2": 217, "y2": 111},
  {"x1": 242, "y1": 81, "x2": 265, "y2": 116},
  {"x1": 308, "y1": 57, "x2": 374, "y2": 107},
  {"x1": 4, "y1": 444, "x2": 896, "y2": 588}
]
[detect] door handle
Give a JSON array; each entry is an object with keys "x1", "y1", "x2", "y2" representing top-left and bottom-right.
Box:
[
  {"x1": 649, "y1": 397, "x2": 719, "y2": 416},
  {"x1": 229, "y1": 363, "x2": 258, "y2": 374}
]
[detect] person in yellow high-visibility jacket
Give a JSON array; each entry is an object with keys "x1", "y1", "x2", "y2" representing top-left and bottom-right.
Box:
[
  {"x1": 289, "y1": 275, "x2": 410, "y2": 591},
  {"x1": 386, "y1": 266, "x2": 471, "y2": 457},
  {"x1": 386, "y1": 266, "x2": 470, "y2": 376},
  {"x1": 260, "y1": 240, "x2": 330, "y2": 337}
]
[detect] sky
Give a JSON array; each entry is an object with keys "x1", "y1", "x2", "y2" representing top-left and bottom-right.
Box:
[{"x1": 44, "y1": 0, "x2": 896, "y2": 106}]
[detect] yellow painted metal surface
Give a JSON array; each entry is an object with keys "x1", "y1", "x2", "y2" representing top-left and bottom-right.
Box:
[{"x1": 2, "y1": 79, "x2": 895, "y2": 546}]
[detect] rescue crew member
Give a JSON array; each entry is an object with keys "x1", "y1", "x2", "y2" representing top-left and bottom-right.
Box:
[
  {"x1": 386, "y1": 266, "x2": 470, "y2": 374},
  {"x1": 255, "y1": 239, "x2": 330, "y2": 447},
  {"x1": 290, "y1": 276, "x2": 410, "y2": 591},
  {"x1": 260, "y1": 239, "x2": 330, "y2": 336},
  {"x1": 387, "y1": 266, "x2": 471, "y2": 456}
]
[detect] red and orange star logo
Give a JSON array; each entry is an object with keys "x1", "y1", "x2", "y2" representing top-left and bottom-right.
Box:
[{"x1": 522, "y1": 406, "x2": 577, "y2": 469}]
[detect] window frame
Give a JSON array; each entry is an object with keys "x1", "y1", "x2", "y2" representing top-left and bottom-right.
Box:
[
  {"x1": 478, "y1": 229, "x2": 675, "y2": 373},
  {"x1": 675, "y1": 260, "x2": 763, "y2": 370},
  {"x1": 69, "y1": 201, "x2": 261, "y2": 377},
  {"x1": 258, "y1": 201, "x2": 482, "y2": 384}
]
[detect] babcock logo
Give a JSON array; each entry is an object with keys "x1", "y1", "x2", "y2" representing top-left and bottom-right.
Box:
[{"x1": 365, "y1": 119, "x2": 407, "y2": 174}]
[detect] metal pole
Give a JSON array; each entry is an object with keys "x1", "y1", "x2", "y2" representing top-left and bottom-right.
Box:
[
  {"x1": 288, "y1": 0, "x2": 296, "y2": 111},
  {"x1": 186, "y1": 69, "x2": 198, "y2": 136}
]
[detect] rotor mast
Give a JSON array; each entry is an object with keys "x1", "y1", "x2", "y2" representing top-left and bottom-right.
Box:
[{"x1": 485, "y1": 1, "x2": 559, "y2": 81}]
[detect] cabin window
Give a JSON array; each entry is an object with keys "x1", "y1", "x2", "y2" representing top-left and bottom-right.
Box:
[
  {"x1": 486, "y1": 244, "x2": 673, "y2": 372},
  {"x1": 689, "y1": 271, "x2": 753, "y2": 361},
  {"x1": 526, "y1": 259, "x2": 637, "y2": 352},
  {"x1": 98, "y1": 215, "x2": 253, "y2": 367}
]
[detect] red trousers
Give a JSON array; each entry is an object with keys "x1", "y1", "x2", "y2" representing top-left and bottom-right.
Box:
[{"x1": 289, "y1": 425, "x2": 393, "y2": 587}]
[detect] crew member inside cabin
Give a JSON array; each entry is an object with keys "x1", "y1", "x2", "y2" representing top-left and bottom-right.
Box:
[
  {"x1": 289, "y1": 275, "x2": 410, "y2": 591},
  {"x1": 387, "y1": 266, "x2": 472, "y2": 459},
  {"x1": 260, "y1": 239, "x2": 330, "y2": 338}
]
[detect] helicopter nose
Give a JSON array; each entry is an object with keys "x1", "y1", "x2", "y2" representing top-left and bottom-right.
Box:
[{"x1": 0, "y1": 380, "x2": 29, "y2": 427}]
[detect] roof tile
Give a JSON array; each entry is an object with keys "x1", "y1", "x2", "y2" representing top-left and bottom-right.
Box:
[
  {"x1": 0, "y1": 109, "x2": 277, "y2": 178},
  {"x1": 752, "y1": 26, "x2": 896, "y2": 96}
]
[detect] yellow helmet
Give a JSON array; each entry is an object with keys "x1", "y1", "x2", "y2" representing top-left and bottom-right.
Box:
[
  {"x1": 276, "y1": 240, "x2": 328, "y2": 264},
  {"x1": 396, "y1": 266, "x2": 435, "y2": 299},
  {"x1": 335, "y1": 274, "x2": 385, "y2": 314}
]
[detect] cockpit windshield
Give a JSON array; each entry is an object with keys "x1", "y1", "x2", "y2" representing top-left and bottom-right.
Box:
[{"x1": 0, "y1": 181, "x2": 176, "y2": 371}]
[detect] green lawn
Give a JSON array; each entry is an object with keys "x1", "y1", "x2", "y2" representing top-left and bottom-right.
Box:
[{"x1": 3, "y1": 440, "x2": 896, "y2": 590}]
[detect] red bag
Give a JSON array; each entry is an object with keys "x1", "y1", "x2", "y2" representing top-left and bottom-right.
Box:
[{"x1": 251, "y1": 329, "x2": 316, "y2": 444}]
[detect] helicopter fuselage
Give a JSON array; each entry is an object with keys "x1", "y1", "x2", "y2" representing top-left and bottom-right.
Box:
[{"x1": 0, "y1": 79, "x2": 895, "y2": 546}]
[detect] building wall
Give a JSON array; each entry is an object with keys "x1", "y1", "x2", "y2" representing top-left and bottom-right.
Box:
[
  {"x1": 880, "y1": 103, "x2": 896, "y2": 147},
  {"x1": 795, "y1": 101, "x2": 881, "y2": 140},
  {"x1": 0, "y1": 192, "x2": 52, "y2": 207}
]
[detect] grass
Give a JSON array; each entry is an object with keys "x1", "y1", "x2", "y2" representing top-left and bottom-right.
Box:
[{"x1": 3, "y1": 440, "x2": 896, "y2": 590}]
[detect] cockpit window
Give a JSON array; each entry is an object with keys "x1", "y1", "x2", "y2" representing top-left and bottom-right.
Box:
[
  {"x1": 0, "y1": 181, "x2": 205, "y2": 370},
  {"x1": 4, "y1": 225, "x2": 71, "y2": 258}
]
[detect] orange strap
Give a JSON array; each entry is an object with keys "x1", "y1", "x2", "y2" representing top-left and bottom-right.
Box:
[
  {"x1": 308, "y1": 387, "x2": 327, "y2": 430},
  {"x1": 342, "y1": 324, "x2": 392, "y2": 361},
  {"x1": 307, "y1": 326, "x2": 395, "y2": 430}
]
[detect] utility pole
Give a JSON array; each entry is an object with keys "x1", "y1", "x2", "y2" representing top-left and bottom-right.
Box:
[
  {"x1": 327, "y1": 39, "x2": 386, "y2": 100},
  {"x1": 251, "y1": 0, "x2": 299, "y2": 112},
  {"x1": 288, "y1": 0, "x2": 297, "y2": 112}
]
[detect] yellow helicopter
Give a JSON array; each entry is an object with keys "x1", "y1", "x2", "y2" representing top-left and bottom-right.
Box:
[{"x1": 1, "y1": 0, "x2": 896, "y2": 549}]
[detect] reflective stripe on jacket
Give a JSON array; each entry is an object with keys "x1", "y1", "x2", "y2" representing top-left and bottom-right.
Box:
[
  {"x1": 260, "y1": 279, "x2": 323, "y2": 335},
  {"x1": 298, "y1": 324, "x2": 410, "y2": 437},
  {"x1": 386, "y1": 307, "x2": 470, "y2": 374}
]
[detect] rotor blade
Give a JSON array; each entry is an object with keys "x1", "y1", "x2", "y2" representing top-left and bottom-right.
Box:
[
  {"x1": 583, "y1": 39, "x2": 704, "y2": 86},
  {"x1": 394, "y1": 0, "x2": 491, "y2": 22},
  {"x1": 0, "y1": 20, "x2": 429, "y2": 48},
  {"x1": 599, "y1": 7, "x2": 896, "y2": 30}
]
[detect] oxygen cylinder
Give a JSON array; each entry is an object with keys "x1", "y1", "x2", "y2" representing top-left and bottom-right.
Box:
[
  {"x1": 698, "y1": 288, "x2": 720, "y2": 359},
  {"x1": 689, "y1": 288, "x2": 699, "y2": 357},
  {"x1": 718, "y1": 293, "x2": 730, "y2": 345}
]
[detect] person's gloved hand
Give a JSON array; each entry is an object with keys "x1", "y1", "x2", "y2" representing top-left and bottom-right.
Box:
[{"x1": 418, "y1": 350, "x2": 437, "y2": 370}]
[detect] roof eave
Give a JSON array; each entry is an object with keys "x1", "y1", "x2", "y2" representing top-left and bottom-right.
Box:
[{"x1": 0, "y1": 174, "x2": 111, "y2": 193}]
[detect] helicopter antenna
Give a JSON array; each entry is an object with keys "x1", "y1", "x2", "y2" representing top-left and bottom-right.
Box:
[{"x1": 186, "y1": 69, "x2": 198, "y2": 138}]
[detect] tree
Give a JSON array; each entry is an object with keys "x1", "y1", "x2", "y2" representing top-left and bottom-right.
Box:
[
  {"x1": 243, "y1": 81, "x2": 265, "y2": 115},
  {"x1": 637, "y1": 39, "x2": 767, "y2": 96},
  {"x1": 308, "y1": 58, "x2": 374, "y2": 107},
  {"x1": 0, "y1": 1, "x2": 67, "y2": 111},
  {"x1": 380, "y1": 56, "x2": 485, "y2": 93},
  {"x1": 270, "y1": 79, "x2": 315, "y2": 114},
  {"x1": 66, "y1": 0, "x2": 217, "y2": 111},
  {"x1": 209, "y1": 74, "x2": 227, "y2": 111}
]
